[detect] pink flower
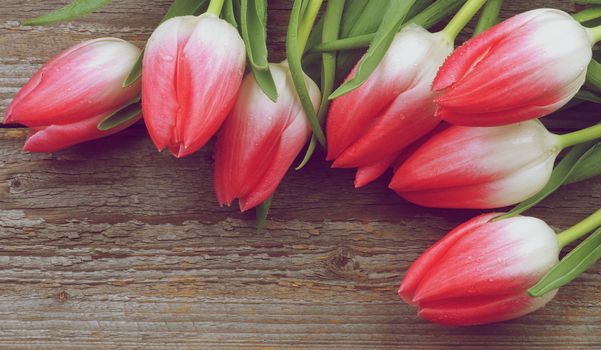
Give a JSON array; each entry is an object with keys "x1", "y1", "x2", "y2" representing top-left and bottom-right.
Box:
[
  {"x1": 142, "y1": 14, "x2": 246, "y2": 158},
  {"x1": 399, "y1": 213, "x2": 559, "y2": 326},
  {"x1": 214, "y1": 62, "x2": 320, "y2": 211},
  {"x1": 326, "y1": 25, "x2": 453, "y2": 187},
  {"x1": 433, "y1": 9, "x2": 592, "y2": 126},
  {"x1": 389, "y1": 121, "x2": 559, "y2": 209},
  {"x1": 4, "y1": 38, "x2": 142, "y2": 152}
]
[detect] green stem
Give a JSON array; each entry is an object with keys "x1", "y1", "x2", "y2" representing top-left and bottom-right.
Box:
[
  {"x1": 206, "y1": 0, "x2": 225, "y2": 16},
  {"x1": 297, "y1": 0, "x2": 324, "y2": 56},
  {"x1": 557, "y1": 208, "x2": 601, "y2": 249},
  {"x1": 587, "y1": 24, "x2": 601, "y2": 44},
  {"x1": 441, "y1": 0, "x2": 488, "y2": 43},
  {"x1": 310, "y1": 0, "x2": 464, "y2": 53},
  {"x1": 573, "y1": 6, "x2": 601, "y2": 24},
  {"x1": 557, "y1": 123, "x2": 601, "y2": 149},
  {"x1": 473, "y1": 0, "x2": 501, "y2": 36},
  {"x1": 311, "y1": 33, "x2": 373, "y2": 52}
]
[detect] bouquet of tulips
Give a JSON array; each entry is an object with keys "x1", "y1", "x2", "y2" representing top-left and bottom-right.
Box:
[{"x1": 5, "y1": 0, "x2": 601, "y2": 326}]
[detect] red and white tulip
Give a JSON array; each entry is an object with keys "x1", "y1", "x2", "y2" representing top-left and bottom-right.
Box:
[
  {"x1": 399, "y1": 213, "x2": 559, "y2": 326},
  {"x1": 142, "y1": 14, "x2": 246, "y2": 158},
  {"x1": 214, "y1": 62, "x2": 320, "y2": 211},
  {"x1": 4, "y1": 38, "x2": 141, "y2": 152},
  {"x1": 433, "y1": 9, "x2": 593, "y2": 126},
  {"x1": 389, "y1": 121, "x2": 559, "y2": 209},
  {"x1": 326, "y1": 24, "x2": 453, "y2": 187}
]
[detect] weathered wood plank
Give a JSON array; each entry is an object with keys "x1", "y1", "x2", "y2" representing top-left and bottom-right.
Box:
[
  {"x1": 0, "y1": 0, "x2": 600, "y2": 348},
  {"x1": 0, "y1": 127, "x2": 600, "y2": 348}
]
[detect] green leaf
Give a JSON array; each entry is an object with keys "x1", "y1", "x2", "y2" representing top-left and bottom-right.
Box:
[
  {"x1": 497, "y1": 141, "x2": 598, "y2": 220},
  {"x1": 473, "y1": 0, "x2": 502, "y2": 36},
  {"x1": 407, "y1": 0, "x2": 435, "y2": 19},
  {"x1": 123, "y1": 0, "x2": 210, "y2": 86},
  {"x1": 339, "y1": 0, "x2": 368, "y2": 38},
  {"x1": 97, "y1": 100, "x2": 142, "y2": 131},
  {"x1": 224, "y1": 0, "x2": 240, "y2": 30},
  {"x1": 529, "y1": 227, "x2": 601, "y2": 297},
  {"x1": 573, "y1": 5, "x2": 601, "y2": 23},
  {"x1": 297, "y1": 0, "x2": 345, "y2": 170},
  {"x1": 23, "y1": 0, "x2": 113, "y2": 26},
  {"x1": 252, "y1": 66, "x2": 278, "y2": 102},
  {"x1": 409, "y1": 0, "x2": 466, "y2": 29},
  {"x1": 329, "y1": 0, "x2": 417, "y2": 99},
  {"x1": 255, "y1": 195, "x2": 273, "y2": 231},
  {"x1": 336, "y1": 0, "x2": 389, "y2": 79},
  {"x1": 586, "y1": 59, "x2": 601, "y2": 93},
  {"x1": 575, "y1": 89, "x2": 601, "y2": 104},
  {"x1": 286, "y1": 0, "x2": 325, "y2": 146},
  {"x1": 240, "y1": 0, "x2": 277, "y2": 101},
  {"x1": 566, "y1": 142, "x2": 601, "y2": 184}
]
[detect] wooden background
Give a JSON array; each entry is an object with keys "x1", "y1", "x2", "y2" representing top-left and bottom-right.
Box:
[{"x1": 0, "y1": 0, "x2": 600, "y2": 348}]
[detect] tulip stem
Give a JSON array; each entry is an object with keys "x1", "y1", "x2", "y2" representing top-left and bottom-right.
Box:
[
  {"x1": 441, "y1": 0, "x2": 488, "y2": 43},
  {"x1": 587, "y1": 24, "x2": 601, "y2": 44},
  {"x1": 556, "y1": 123, "x2": 601, "y2": 149},
  {"x1": 297, "y1": 0, "x2": 324, "y2": 56},
  {"x1": 206, "y1": 0, "x2": 225, "y2": 16},
  {"x1": 557, "y1": 208, "x2": 601, "y2": 249}
]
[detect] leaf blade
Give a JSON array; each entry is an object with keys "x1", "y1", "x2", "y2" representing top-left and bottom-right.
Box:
[
  {"x1": 23, "y1": 0, "x2": 113, "y2": 26},
  {"x1": 329, "y1": 0, "x2": 417, "y2": 99},
  {"x1": 529, "y1": 227, "x2": 601, "y2": 297},
  {"x1": 497, "y1": 141, "x2": 599, "y2": 220}
]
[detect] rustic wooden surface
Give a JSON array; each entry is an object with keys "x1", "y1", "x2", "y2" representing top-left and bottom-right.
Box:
[{"x1": 0, "y1": 0, "x2": 600, "y2": 348}]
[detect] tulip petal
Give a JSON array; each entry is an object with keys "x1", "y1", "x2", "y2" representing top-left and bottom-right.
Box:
[
  {"x1": 142, "y1": 16, "x2": 198, "y2": 153},
  {"x1": 413, "y1": 217, "x2": 559, "y2": 303},
  {"x1": 332, "y1": 83, "x2": 439, "y2": 168},
  {"x1": 418, "y1": 290, "x2": 557, "y2": 326},
  {"x1": 23, "y1": 110, "x2": 141, "y2": 153},
  {"x1": 6, "y1": 38, "x2": 141, "y2": 127},
  {"x1": 399, "y1": 213, "x2": 498, "y2": 304},
  {"x1": 389, "y1": 122, "x2": 557, "y2": 197}
]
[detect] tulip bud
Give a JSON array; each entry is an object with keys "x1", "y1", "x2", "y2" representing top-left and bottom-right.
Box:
[
  {"x1": 326, "y1": 24, "x2": 453, "y2": 187},
  {"x1": 433, "y1": 9, "x2": 592, "y2": 126},
  {"x1": 4, "y1": 38, "x2": 142, "y2": 152},
  {"x1": 142, "y1": 14, "x2": 246, "y2": 158},
  {"x1": 399, "y1": 213, "x2": 559, "y2": 326},
  {"x1": 214, "y1": 62, "x2": 320, "y2": 212},
  {"x1": 389, "y1": 121, "x2": 560, "y2": 209}
]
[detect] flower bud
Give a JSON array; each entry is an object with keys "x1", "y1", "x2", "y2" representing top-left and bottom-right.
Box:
[
  {"x1": 389, "y1": 121, "x2": 559, "y2": 209},
  {"x1": 399, "y1": 213, "x2": 559, "y2": 326},
  {"x1": 326, "y1": 24, "x2": 453, "y2": 187},
  {"x1": 214, "y1": 62, "x2": 320, "y2": 211},
  {"x1": 4, "y1": 38, "x2": 142, "y2": 152},
  {"x1": 142, "y1": 14, "x2": 246, "y2": 158},
  {"x1": 433, "y1": 9, "x2": 592, "y2": 126}
]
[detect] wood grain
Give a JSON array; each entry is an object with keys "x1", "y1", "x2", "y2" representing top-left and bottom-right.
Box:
[{"x1": 0, "y1": 0, "x2": 600, "y2": 348}]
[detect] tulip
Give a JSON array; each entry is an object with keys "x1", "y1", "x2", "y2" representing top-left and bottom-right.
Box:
[
  {"x1": 389, "y1": 120, "x2": 561, "y2": 209},
  {"x1": 214, "y1": 62, "x2": 320, "y2": 212},
  {"x1": 326, "y1": 24, "x2": 454, "y2": 187},
  {"x1": 433, "y1": 9, "x2": 593, "y2": 126},
  {"x1": 142, "y1": 14, "x2": 246, "y2": 158},
  {"x1": 4, "y1": 38, "x2": 142, "y2": 152},
  {"x1": 399, "y1": 213, "x2": 559, "y2": 326}
]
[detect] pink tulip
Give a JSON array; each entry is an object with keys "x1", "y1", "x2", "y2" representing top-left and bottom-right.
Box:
[
  {"x1": 4, "y1": 38, "x2": 142, "y2": 152},
  {"x1": 433, "y1": 9, "x2": 592, "y2": 126},
  {"x1": 326, "y1": 24, "x2": 453, "y2": 187},
  {"x1": 214, "y1": 62, "x2": 320, "y2": 211},
  {"x1": 142, "y1": 14, "x2": 246, "y2": 158},
  {"x1": 399, "y1": 213, "x2": 559, "y2": 326},
  {"x1": 389, "y1": 121, "x2": 560, "y2": 209}
]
